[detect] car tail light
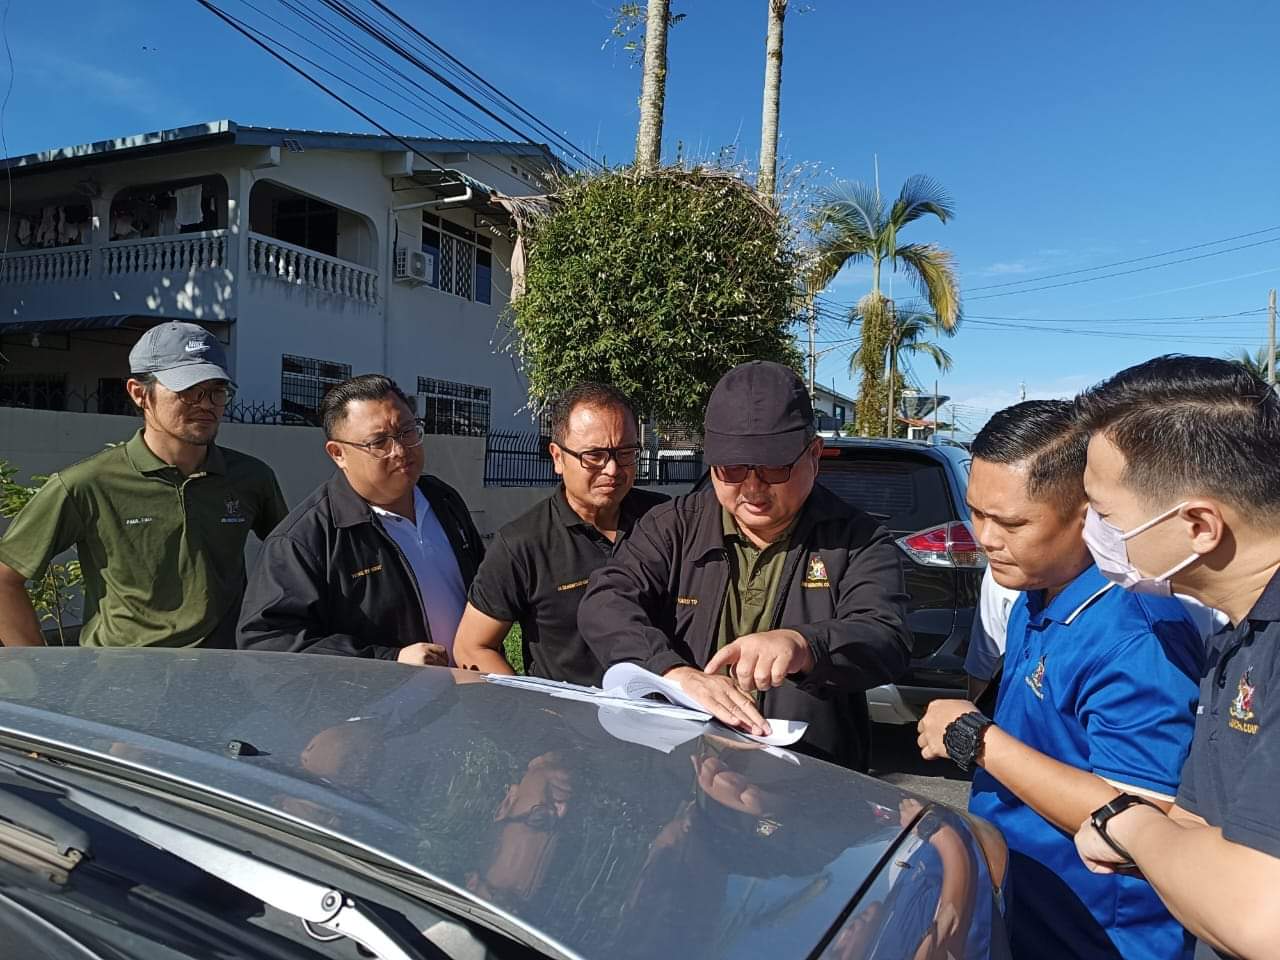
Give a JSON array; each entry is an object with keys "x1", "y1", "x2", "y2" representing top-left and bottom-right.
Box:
[{"x1": 896, "y1": 522, "x2": 987, "y2": 568}]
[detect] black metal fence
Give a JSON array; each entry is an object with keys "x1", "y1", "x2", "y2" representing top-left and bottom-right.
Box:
[{"x1": 484, "y1": 431, "x2": 704, "y2": 487}]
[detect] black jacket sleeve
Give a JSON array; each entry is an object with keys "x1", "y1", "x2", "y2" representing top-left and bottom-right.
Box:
[
  {"x1": 792, "y1": 516, "x2": 912, "y2": 693},
  {"x1": 420, "y1": 476, "x2": 484, "y2": 588},
  {"x1": 236, "y1": 533, "x2": 401, "y2": 660},
  {"x1": 578, "y1": 507, "x2": 689, "y2": 677}
]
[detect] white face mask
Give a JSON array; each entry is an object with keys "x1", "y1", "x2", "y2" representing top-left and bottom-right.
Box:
[{"x1": 1082, "y1": 502, "x2": 1199, "y2": 596}]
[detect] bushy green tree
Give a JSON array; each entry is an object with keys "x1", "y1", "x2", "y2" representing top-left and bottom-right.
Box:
[
  {"x1": 510, "y1": 168, "x2": 804, "y2": 429},
  {"x1": 0, "y1": 460, "x2": 81, "y2": 644}
]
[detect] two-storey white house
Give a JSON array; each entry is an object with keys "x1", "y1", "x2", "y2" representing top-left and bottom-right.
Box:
[{"x1": 0, "y1": 120, "x2": 558, "y2": 433}]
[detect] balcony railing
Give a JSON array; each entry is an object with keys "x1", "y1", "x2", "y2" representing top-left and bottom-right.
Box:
[
  {"x1": 0, "y1": 245, "x2": 94, "y2": 284},
  {"x1": 103, "y1": 231, "x2": 228, "y2": 276},
  {"x1": 247, "y1": 233, "x2": 378, "y2": 304}
]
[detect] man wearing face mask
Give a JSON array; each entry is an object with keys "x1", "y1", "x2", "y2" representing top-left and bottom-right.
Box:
[
  {"x1": 915, "y1": 400, "x2": 1204, "y2": 960},
  {"x1": 237, "y1": 374, "x2": 484, "y2": 664},
  {"x1": 1071, "y1": 357, "x2": 1280, "y2": 960}
]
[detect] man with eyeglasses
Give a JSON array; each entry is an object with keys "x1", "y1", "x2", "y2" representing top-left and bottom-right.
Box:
[
  {"x1": 578, "y1": 361, "x2": 911, "y2": 771},
  {"x1": 0, "y1": 322, "x2": 287, "y2": 648},
  {"x1": 238, "y1": 374, "x2": 483, "y2": 665},
  {"x1": 454, "y1": 383, "x2": 667, "y2": 685}
]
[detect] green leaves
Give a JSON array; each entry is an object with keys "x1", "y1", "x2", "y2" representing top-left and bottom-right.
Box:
[{"x1": 510, "y1": 169, "x2": 803, "y2": 428}]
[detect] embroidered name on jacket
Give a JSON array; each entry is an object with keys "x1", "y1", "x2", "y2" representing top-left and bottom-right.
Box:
[
  {"x1": 352, "y1": 563, "x2": 383, "y2": 579},
  {"x1": 557, "y1": 579, "x2": 590, "y2": 592},
  {"x1": 1229, "y1": 667, "x2": 1259, "y2": 735}
]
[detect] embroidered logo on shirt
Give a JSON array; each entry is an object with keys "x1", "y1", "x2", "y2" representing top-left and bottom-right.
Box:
[
  {"x1": 1025, "y1": 655, "x2": 1047, "y2": 700},
  {"x1": 557, "y1": 578, "x2": 590, "y2": 592},
  {"x1": 220, "y1": 496, "x2": 246, "y2": 524},
  {"x1": 1229, "y1": 668, "x2": 1259, "y2": 735},
  {"x1": 124, "y1": 516, "x2": 155, "y2": 526},
  {"x1": 676, "y1": 596, "x2": 698, "y2": 606},
  {"x1": 352, "y1": 563, "x2": 383, "y2": 579},
  {"x1": 804, "y1": 555, "x2": 830, "y2": 588}
]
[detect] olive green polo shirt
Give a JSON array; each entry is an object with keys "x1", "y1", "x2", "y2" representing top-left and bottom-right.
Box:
[
  {"x1": 714, "y1": 509, "x2": 794, "y2": 655},
  {"x1": 0, "y1": 429, "x2": 287, "y2": 648}
]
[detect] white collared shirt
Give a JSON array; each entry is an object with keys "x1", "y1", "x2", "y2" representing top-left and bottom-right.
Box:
[{"x1": 370, "y1": 487, "x2": 466, "y2": 663}]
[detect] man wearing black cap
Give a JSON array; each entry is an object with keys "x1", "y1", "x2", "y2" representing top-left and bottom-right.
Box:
[
  {"x1": 0, "y1": 321, "x2": 287, "y2": 648},
  {"x1": 578, "y1": 361, "x2": 911, "y2": 771}
]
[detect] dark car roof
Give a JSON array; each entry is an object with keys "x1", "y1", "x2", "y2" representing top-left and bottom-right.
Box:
[{"x1": 0, "y1": 649, "x2": 914, "y2": 960}]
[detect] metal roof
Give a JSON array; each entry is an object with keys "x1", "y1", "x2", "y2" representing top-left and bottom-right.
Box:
[{"x1": 1, "y1": 120, "x2": 561, "y2": 177}]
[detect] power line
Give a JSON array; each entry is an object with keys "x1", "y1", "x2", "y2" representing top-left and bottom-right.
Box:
[{"x1": 966, "y1": 224, "x2": 1280, "y2": 292}]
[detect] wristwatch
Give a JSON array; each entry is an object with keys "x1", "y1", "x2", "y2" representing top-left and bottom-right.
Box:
[
  {"x1": 1090, "y1": 793, "x2": 1160, "y2": 867},
  {"x1": 942, "y1": 710, "x2": 993, "y2": 771}
]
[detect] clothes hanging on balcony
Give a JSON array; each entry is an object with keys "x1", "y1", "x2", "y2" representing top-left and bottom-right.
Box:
[{"x1": 175, "y1": 184, "x2": 203, "y2": 227}]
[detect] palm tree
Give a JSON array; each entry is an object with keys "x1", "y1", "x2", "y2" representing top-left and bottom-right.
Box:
[
  {"x1": 808, "y1": 175, "x2": 961, "y2": 436},
  {"x1": 1228, "y1": 345, "x2": 1280, "y2": 382},
  {"x1": 634, "y1": 0, "x2": 673, "y2": 173},
  {"x1": 846, "y1": 304, "x2": 954, "y2": 436},
  {"x1": 757, "y1": 0, "x2": 788, "y2": 202}
]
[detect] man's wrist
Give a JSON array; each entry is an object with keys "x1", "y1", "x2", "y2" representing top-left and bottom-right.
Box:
[{"x1": 1103, "y1": 795, "x2": 1166, "y2": 849}]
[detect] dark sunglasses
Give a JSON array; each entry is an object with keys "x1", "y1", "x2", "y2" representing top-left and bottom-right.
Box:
[{"x1": 712, "y1": 440, "x2": 814, "y2": 485}]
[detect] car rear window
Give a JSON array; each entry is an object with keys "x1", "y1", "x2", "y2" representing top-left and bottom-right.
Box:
[{"x1": 819, "y1": 455, "x2": 957, "y2": 532}]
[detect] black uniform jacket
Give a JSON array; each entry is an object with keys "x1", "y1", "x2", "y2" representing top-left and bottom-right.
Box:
[
  {"x1": 237, "y1": 472, "x2": 484, "y2": 659},
  {"x1": 578, "y1": 482, "x2": 911, "y2": 770}
]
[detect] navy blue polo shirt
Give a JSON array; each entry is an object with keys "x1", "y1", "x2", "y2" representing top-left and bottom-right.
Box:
[
  {"x1": 1177, "y1": 569, "x2": 1280, "y2": 959},
  {"x1": 969, "y1": 563, "x2": 1204, "y2": 960}
]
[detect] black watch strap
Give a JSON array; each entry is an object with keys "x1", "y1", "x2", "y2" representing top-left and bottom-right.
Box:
[
  {"x1": 942, "y1": 710, "x2": 993, "y2": 772},
  {"x1": 1090, "y1": 793, "x2": 1160, "y2": 867}
]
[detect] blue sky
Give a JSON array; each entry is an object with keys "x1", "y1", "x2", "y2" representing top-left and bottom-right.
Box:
[{"x1": 5, "y1": 1, "x2": 1279, "y2": 434}]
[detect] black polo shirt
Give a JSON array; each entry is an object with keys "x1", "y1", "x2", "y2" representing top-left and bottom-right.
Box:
[
  {"x1": 1176, "y1": 568, "x2": 1280, "y2": 872},
  {"x1": 468, "y1": 486, "x2": 669, "y2": 685}
]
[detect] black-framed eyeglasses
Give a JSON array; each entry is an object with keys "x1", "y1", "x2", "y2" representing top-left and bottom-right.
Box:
[
  {"x1": 711, "y1": 440, "x2": 815, "y2": 485},
  {"x1": 175, "y1": 384, "x2": 234, "y2": 407},
  {"x1": 332, "y1": 423, "x2": 425, "y2": 459},
  {"x1": 556, "y1": 443, "x2": 642, "y2": 470}
]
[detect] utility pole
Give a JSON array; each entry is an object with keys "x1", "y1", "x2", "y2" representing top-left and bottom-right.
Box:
[
  {"x1": 807, "y1": 295, "x2": 817, "y2": 398},
  {"x1": 948, "y1": 403, "x2": 955, "y2": 442},
  {"x1": 1269, "y1": 289, "x2": 1276, "y2": 388},
  {"x1": 933, "y1": 379, "x2": 940, "y2": 444}
]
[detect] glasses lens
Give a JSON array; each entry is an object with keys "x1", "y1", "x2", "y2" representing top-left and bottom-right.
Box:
[
  {"x1": 614, "y1": 446, "x2": 641, "y2": 467},
  {"x1": 578, "y1": 449, "x2": 610, "y2": 469},
  {"x1": 713, "y1": 465, "x2": 751, "y2": 484},
  {"x1": 755, "y1": 464, "x2": 793, "y2": 484}
]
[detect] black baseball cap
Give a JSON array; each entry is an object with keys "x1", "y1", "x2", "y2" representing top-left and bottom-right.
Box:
[
  {"x1": 703, "y1": 361, "x2": 814, "y2": 466},
  {"x1": 129, "y1": 322, "x2": 234, "y2": 392}
]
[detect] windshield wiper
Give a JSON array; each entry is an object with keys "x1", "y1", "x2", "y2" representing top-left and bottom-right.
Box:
[{"x1": 0, "y1": 758, "x2": 439, "y2": 960}]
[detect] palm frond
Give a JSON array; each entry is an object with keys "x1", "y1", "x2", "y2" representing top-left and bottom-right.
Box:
[
  {"x1": 811, "y1": 181, "x2": 885, "y2": 240},
  {"x1": 889, "y1": 174, "x2": 955, "y2": 229},
  {"x1": 901, "y1": 339, "x2": 954, "y2": 373},
  {"x1": 894, "y1": 243, "x2": 961, "y2": 330}
]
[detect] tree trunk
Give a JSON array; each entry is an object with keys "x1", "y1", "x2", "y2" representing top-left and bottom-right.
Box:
[
  {"x1": 757, "y1": 0, "x2": 787, "y2": 202},
  {"x1": 635, "y1": 0, "x2": 671, "y2": 174}
]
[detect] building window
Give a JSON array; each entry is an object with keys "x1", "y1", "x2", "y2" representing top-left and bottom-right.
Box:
[
  {"x1": 281, "y1": 354, "x2": 351, "y2": 425},
  {"x1": 97, "y1": 378, "x2": 133, "y2": 416},
  {"x1": 833, "y1": 404, "x2": 846, "y2": 424},
  {"x1": 0, "y1": 373, "x2": 65, "y2": 410},
  {"x1": 417, "y1": 377, "x2": 490, "y2": 437},
  {"x1": 421, "y1": 213, "x2": 492, "y2": 303},
  {"x1": 273, "y1": 196, "x2": 338, "y2": 257}
]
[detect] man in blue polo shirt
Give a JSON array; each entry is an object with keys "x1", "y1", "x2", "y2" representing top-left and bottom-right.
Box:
[
  {"x1": 1072, "y1": 357, "x2": 1280, "y2": 960},
  {"x1": 916, "y1": 400, "x2": 1203, "y2": 959}
]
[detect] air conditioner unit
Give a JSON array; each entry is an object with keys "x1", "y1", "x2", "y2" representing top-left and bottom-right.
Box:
[{"x1": 394, "y1": 247, "x2": 432, "y2": 285}]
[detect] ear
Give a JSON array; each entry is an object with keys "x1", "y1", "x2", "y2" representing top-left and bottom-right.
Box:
[
  {"x1": 548, "y1": 441, "x2": 566, "y2": 477},
  {"x1": 125, "y1": 377, "x2": 150, "y2": 413},
  {"x1": 1181, "y1": 500, "x2": 1226, "y2": 556},
  {"x1": 324, "y1": 440, "x2": 346, "y2": 470}
]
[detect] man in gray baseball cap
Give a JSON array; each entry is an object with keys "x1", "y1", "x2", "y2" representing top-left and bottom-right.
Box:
[
  {"x1": 579, "y1": 361, "x2": 911, "y2": 771},
  {"x1": 0, "y1": 322, "x2": 287, "y2": 649}
]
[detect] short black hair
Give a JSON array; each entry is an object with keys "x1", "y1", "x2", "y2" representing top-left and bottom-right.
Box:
[
  {"x1": 1075, "y1": 354, "x2": 1280, "y2": 521},
  {"x1": 971, "y1": 399, "x2": 1087, "y2": 508},
  {"x1": 548, "y1": 383, "x2": 639, "y2": 445},
  {"x1": 320, "y1": 374, "x2": 411, "y2": 439}
]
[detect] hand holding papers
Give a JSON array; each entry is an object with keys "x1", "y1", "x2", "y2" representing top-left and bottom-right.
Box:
[{"x1": 485, "y1": 663, "x2": 807, "y2": 748}]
